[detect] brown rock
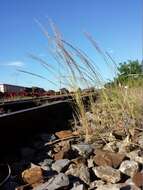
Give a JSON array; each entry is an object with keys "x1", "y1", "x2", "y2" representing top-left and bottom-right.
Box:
[
  {"x1": 55, "y1": 130, "x2": 73, "y2": 139},
  {"x1": 132, "y1": 172, "x2": 143, "y2": 188},
  {"x1": 94, "y1": 150, "x2": 125, "y2": 168},
  {"x1": 22, "y1": 166, "x2": 43, "y2": 187},
  {"x1": 54, "y1": 151, "x2": 64, "y2": 160}
]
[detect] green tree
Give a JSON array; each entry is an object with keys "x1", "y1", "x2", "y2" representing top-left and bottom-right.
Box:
[{"x1": 117, "y1": 60, "x2": 142, "y2": 83}]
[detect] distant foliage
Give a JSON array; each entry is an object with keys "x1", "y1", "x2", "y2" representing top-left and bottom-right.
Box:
[{"x1": 117, "y1": 60, "x2": 142, "y2": 83}]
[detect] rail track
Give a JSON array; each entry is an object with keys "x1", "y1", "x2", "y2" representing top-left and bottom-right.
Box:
[
  {"x1": 0, "y1": 94, "x2": 72, "y2": 114},
  {"x1": 0, "y1": 92, "x2": 97, "y2": 153},
  {"x1": 0, "y1": 100, "x2": 74, "y2": 153}
]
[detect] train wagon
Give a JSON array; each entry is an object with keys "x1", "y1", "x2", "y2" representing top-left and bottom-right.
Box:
[{"x1": 0, "y1": 84, "x2": 26, "y2": 93}]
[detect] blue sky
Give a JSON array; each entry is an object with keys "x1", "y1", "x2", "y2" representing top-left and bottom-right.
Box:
[{"x1": 0, "y1": 0, "x2": 142, "y2": 90}]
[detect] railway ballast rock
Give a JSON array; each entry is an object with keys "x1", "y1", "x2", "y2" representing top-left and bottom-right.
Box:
[{"x1": 0, "y1": 126, "x2": 143, "y2": 190}]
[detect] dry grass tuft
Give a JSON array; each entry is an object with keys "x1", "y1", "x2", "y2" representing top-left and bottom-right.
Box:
[{"x1": 20, "y1": 23, "x2": 143, "y2": 142}]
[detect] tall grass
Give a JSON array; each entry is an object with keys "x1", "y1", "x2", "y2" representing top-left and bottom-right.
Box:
[
  {"x1": 46, "y1": 28, "x2": 143, "y2": 142},
  {"x1": 20, "y1": 24, "x2": 143, "y2": 142}
]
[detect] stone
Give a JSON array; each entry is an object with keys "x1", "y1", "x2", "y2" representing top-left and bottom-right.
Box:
[
  {"x1": 45, "y1": 150, "x2": 53, "y2": 158},
  {"x1": 54, "y1": 141, "x2": 70, "y2": 160},
  {"x1": 137, "y1": 133, "x2": 143, "y2": 148},
  {"x1": 71, "y1": 157, "x2": 86, "y2": 165},
  {"x1": 89, "y1": 180, "x2": 105, "y2": 189},
  {"x1": 93, "y1": 150, "x2": 125, "y2": 168},
  {"x1": 55, "y1": 130, "x2": 73, "y2": 139},
  {"x1": 92, "y1": 166, "x2": 121, "y2": 183},
  {"x1": 33, "y1": 173, "x2": 69, "y2": 190},
  {"x1": 22, "y1": 165, "x2": 43, "y2": 187},
  {"x1": 39, "y1": 158, "x2": 53, "y2": 166},
  {"x1": 66, "y1": 163, "x2": 90, "y2": 185},
  {"x1": 53, "y1": 140, "x2": 70, "y2": 153},
  {"x1": 54, "y1": 150, "x2": 65, "y2": 160},
  {"x1": 132, "y1": 172, "x2": 143, "y2": 188},
  {"x1": 72, "y1": 143, "x2": 93, "y2": 157},
  {"x1": 117, "y1": 135, "x2": 132, "y2": 153},
  {"x1": 123, "y1": 178, "x2": 141, "y2": 190},
  {"x1": 52, "y1": 159, "x2": 70, "y2": 173},
  {"x1": 126, "y1": 150, "x2": 143, "y2": 164},
  {"x1": 71, "y1": 183, "x2": 86, "y2": 190},
  {"x1": 125, "y1": 178, "x2": 136, "y2": 185},
  {"x1": 92, "y1": 140, "x2": 104, "y2": 150},
  {"x1": 38, "y1": 159, "x2": 53, "y2": 171},
  {"x1": 21, "y1": 147, "x2": 35, "y2": 160},
  {"x1": 119, "y1": 160, "x2": 139, "y2": 177},
  {"x1": 53, "y1": 144, "x2": 61, "y2": 153},
  {"x1": 87, "y1": 157, "x2": 94, "y2": 168},
  {"x1": 96, "y1": 184, "x2": 121, "y2": 190}
]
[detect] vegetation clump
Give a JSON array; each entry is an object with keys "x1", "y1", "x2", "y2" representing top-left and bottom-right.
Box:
[{"x1": 21, "y1": 26, "x2": 143, "y2": 142}]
